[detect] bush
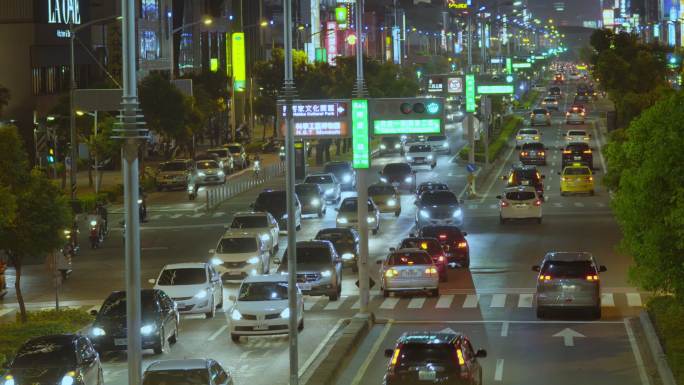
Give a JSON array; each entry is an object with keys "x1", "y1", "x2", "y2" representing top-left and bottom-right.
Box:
[
  {"x1": 647, "y1": 296, "x2": 684, "y2": 383},
  {"x1": 459, "y1": 115, "x2": 522, "y2": 162},
  {"x1": 0, "y1": 309, "x2": 93, "y2": 365}
]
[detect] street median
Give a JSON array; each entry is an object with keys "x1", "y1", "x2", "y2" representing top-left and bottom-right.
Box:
[{"x1": 458, "y1": 115, "x2": 523, "y2": 163}]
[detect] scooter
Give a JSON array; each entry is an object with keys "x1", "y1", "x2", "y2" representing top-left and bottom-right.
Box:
[
  {"x1": 253, "y1": 160, "x2": 261, "y2": 178},
  {"x1": 279, "y1": 146, "x2": 286, "y2": 162},
  {"x1": 56, "y1": 248, "x2": 73, "y2": 280},
  {"x1": 89, "y1": 219, "x2": 102, "y2": 249}
]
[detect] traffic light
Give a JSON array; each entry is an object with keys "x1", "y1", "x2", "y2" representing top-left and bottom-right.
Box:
[
  {"x1": 47, "y1": 148, "x2": 55, "y2": 164},
  {"x1": 369, "y1": 98, "x2": 445, "y2": 135}
]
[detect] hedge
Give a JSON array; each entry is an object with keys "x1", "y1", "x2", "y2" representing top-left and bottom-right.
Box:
[
  {"x1": 0, "y1": 308, "x2": 93, "y2": 365},
  {"x1": 459, "y1": 115, "x2": 523, "y2": 163},
  {"x1": 647, "y1": 296, "x2": 684, "y2": 384}
]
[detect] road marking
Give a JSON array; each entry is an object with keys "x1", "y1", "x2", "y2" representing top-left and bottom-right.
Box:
[
  {"x1": 380, "y1": 297, "x2": 400, "y2": 309},
  {"x1": 213, "y1": 212, "x2": 226, "y2": 218},
  {"x1": 350, "y1": 320, "x2": 394, "y2": 385},
  {"x1": 436, "y1": 295, "x2": 454, "y2": 308},
  {"x1": 494, "y1": 359, "x2": 504, "y2": 382},
  {"x1": 407, "y1": 297, "x2": 426, "y2": 309},
  {"x1": 304, "y1": 297, "x2": 323, "y2": 311},
  {"x1": 298, "y1": 318, "x2": 346, "y2": 377},
  {"x1": 324, "y1": 296, "x2": 347, "y2": 310},
  {"x1": 518, "y1": 294, "x2": 533, "y2": 308},
  {"x1": 490, "y1": 294, "x2": 506, "y2": 308},
  {"x1": 189, "y1": 213, "x2": 204, "y2": 218},
  {"x1": 553, "y1": 328, "x2": 585, "y2": 347},
  {"x1": 141, "y1": 246, "x2": 169, "y2": 251},
  {"x1": 553, "y1": 202, "x2": 563, "y2": 208},
  {"x1": 601, "y1": 293, "x2": 615, "y2": 307},
  {"x1": 574, "y1": 202, "x2": 584, "y2": 207},
  {"x1": 593, "y1": 122, "x2": 609, "y2": 173},
  {"x1": 351, "y1": 298, "x2": 360, "y2": 309},
  {"x1": 489, "y1": 204, "x2": 498, "y2": 210},
  {"x1": 463, "y1": 294, "x2": 479, "y2": 308},
  {"x1": 468, "y1": 204, "x2": 478, "y2": 210},
  {"x1": 626, "y1": 293, "x2": 643, "y2": 307},
  {"x1": 208, "y1": 325, "x2": 228, "y2": 341},
  {"x1": 150, "y1": 214, "x2": 162, "y2": 220},
  {"x1": 624, "y1": 318, "x2": 652, "y2": 385},
  {"x1": 501, "y1": 322, "x2": 509, "y2": 337},
  {"x1": 0, "y1": 308, "x2": 14, "y2": 317}
]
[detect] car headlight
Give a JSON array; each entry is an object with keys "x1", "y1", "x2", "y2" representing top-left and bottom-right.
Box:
[
  {"x1": 343, "y1": 174, "x2": 352, "y2": 183},
  {"x1": 442, "y1": 142, "x2": 449, "y2": 148},
  {"x1": 218, "y1": 171, "x2": 225, "y2": 176},
  {"x1": 60, "y1": 372, "x2": 76, "y2": 385},
  {"x1": 140, "y1": 324, "x2": 157, "y2": 335},
  {"x1": 210, "y1": 257, "x2": 223, "y2": 266},
  {"x1": 404, "y1": 176, "x2": 413, "y2": 183},
  {"x1": 516, "y1": 136, "x2": 523, "y2": 140},
  {"x1": 137, "y1": 199, "x2": 143, "y2": 205},
  {"x1": 247, "y1": 256, "x2": 260, "y2": 265},
  {"x1": 325, "y1": 188, "x2": 334, "y2": 195},
  {"x1": 427, "y1": 155, "x2": 434, "y2": 160},
  {"x1": 91, "y1": 327, "x2": 106, "y2": 337},
  {"x1": 280, "y1": 308, "x2": 290, "y2": 319},
  {"x1": 420, "y1": 210, "x2": 430, "y2": 219},
  {"x1": 90, "y1": 220, "x2": 97, "y2": 227},
  {"x1": 380, "y1": 144, "x2": 387, "y2": 149},
  {"x1": 282, "y1": 213, "x2": 288, "y2": 219},
  {"x1": 320, "y1": 270, "x2": 332, "y2": 277},
  {"x1": 198, "y1": 171, "x2": 205, "y2": 176},
  {"x1": 387, "y1": 199, "x2": 396, "y2": 207},
  {"x1": 380, "y1": 177, "x2": 388, "y2": 183},
  {"x1": 367, "y1": 216, "x2": 376, "y2": 223},
  {"x1": 342, "y1": 253, "x2": 354, "y2": 260},
  {"x1": 406, "y1": 156, "x2": 413, "y2": 161},
  {"x1": 231, "y1": 309, "x2": 242, "y2": 321},
  {"x1": 4, "y1": 375, "x2": 15, "y2": 385},
  {"x1": 260, "y1": 233, "x2": 271, "y2": 242},
  {"x1": 311, "y1": 198, "x2": 320, "y2": 207},
  {"x1": 453, "y1": 208, "x2": 463, "y2": 218},
  {"x1": 337, "y1": 217, "x2": 348, "y2": 224},
  {"x1": 193, "y1": 289, "x2": 208, "y2": 299}
]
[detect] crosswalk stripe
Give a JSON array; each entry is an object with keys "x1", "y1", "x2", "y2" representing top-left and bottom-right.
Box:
[
  {"x1": 0, "y1": 308, "x2": 14, "y2": 317},
  {"x1": 574, "y1": 202, "x2": 584, "y2": 207},
  {"x1": 213, "y1": 212, "x2": 226, "y2": 218},
  {"x1": 490, "y1": 294, "x2": 506, "y2": 308},
  {"x1": 169, "y1": 214, "x2": 183, "y2": 219},
  {"x1": 489, "y1": 204, "x2": 498, "y2": 210},
  {"x1": 517, "y1": 294, "x2": 533, "y2": 308},
  {"x1": 150, "y1": 214, "x2": 162, "y2": 220},
  {"x1": 626, "y1": 293, "x2": 642, "y2": 307},
  {"x1": 323, "y1": 296, "x2": 347, "y2": 310},
  {"x1": 467, "y1": 204, "x2": 478, "y2": 210},
  {"x1": 351, "y1": 299, "x2": 360, "y2": 309},
  {"x1": 304, "y1": 297, "x2": 323, "y2": 311},
  {"x1": 553, "y1": 203, "x2": 563, "y2": 208},
  {"x1": 436, "y1": 295, "x2": 454, "y2": 309},
  {"x1": 407, "y1": 297, "x2": 426, "y2": 309},
  {"x1": 463, "y1": 294, "x2": 479, "y2": 308},
  {"x1": 189, "y1": 213, "x2": 203, "y2": 218},
  {"x1": 601, "y1": 293, "x2": 615, "y2": 307},
  {"x1": 380, "y1": 297, "x2": 400, "y2": 309}
]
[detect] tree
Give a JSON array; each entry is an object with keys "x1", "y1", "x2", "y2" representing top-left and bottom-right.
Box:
[
  {"x1": 0, "y1": 84, "x2": 9, "y2": 117},
  {"x1": 605, "y1": 92, "x2": 684, "y2": 300},
  {"x1": 0, "y1": 126, "x2": 72, "y2": 322},
  {"x1": 84, "y1": 116, "x2": 120, "y2": 191}
]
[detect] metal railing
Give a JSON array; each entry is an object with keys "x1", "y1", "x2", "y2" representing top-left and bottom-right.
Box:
[{"x1": 205, "y1": 162, "x2": 285, "y2": 211}]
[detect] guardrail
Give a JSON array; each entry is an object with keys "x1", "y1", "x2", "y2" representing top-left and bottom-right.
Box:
[{"x1": 205, "y1": 162, "x2": 285, "y2": 211}]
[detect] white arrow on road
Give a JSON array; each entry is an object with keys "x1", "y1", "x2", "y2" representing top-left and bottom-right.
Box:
[{"x1": 553, "y1": 328, "x2": 585, "y2": 347}]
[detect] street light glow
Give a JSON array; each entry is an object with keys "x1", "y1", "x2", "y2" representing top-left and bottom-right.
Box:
[
  {"x1": 203, "y1": 18, "x2": 213, "y2": 25},
  {"x1": 260, "y1": 20, "x2": 268, "y2": 27}
]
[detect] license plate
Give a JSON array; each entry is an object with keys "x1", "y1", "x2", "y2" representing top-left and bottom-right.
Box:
[
  {"x1": 228, "y1": 270, "x2": 241, "y2": 276},
  {"x1": 574, "y1": 156, "x2": 582, "y2": 160},
  {"x1": 114, "y1": 338, "x2": 127, "y2": 346},
  {"x1": 516, "y1": 204, "x2": 527, "y2": 208},
  {"x1": 521, "y1": 180, "x2": 530, "y2": 185},
  {"x1": 530, "y1": 151, "x2": 536, "y2": 156},
  {"x1": 418, "y1": 370, "x2": 437, "y2": 381},
  {"x1": 254, "y1": 324, "x2": 268, "y2": 331},
  {"x1": 297, "y1": 283, "x2": 312, "y2": 291}
]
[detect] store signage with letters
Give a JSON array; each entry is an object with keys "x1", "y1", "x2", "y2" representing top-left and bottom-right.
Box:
[{"x1": 48, "y1": 0, "x2": 81, "y2": 25}]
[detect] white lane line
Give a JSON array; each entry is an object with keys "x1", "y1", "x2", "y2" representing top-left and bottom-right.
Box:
[
  {"x1": 488, "y1": 204, "x2": 498, "y2": 210},
  {"x1": 169, "y1": 214, "x2": 183, "y2": 219},
  {"x1": 189, "y1": 213, "x2": 203, "y2": 218},
  {"x1": 407, "y1": 297, "x2": 426, "y2": 309},
  {"x1": 351, "y1": 298, "x2": 360, "y2": 309},
  {"x1": 494, "y1": 359, "x2": 505, "y2": 382},
  {"x1": 574, "y1": 202, "x2": 584, "y2": 207},
  {"x1": 208, "y1": 325, "x2": 228, "y2": 341},
  {"x1": 0, "y1": 308, "x2": 14, "y2": 317},
  {"x1": 501, "y1": 321, "x2": 509, "y2": 337},
  {"x1": 141, "y1": 246, "x2": 169, "y2": 251},
  {"x1": 594, "y1": 122, "x2": 609, "y2": 172},
  {"x1": 380, "y1": 297, "x2": 400, "y2": 310},
  {"x1": 626, "y1": 293, "x2": 643, "y2": 307},
  {"x1": 624, "y1": 318, "x2": 652, "y2": 385},
  {"x1": 490, "y1": 294, "x2": 506, "y2": 308},
  {"x1": 553, "y1": 202, "x2": 563, "y2": 208},
  {"x1": 324, "y1": 296, "x2": 347, "y2": 310},
  {"x1": 468, "y1": 204, "x2": 478, "y2": 210},
  {"x1": 436, "y1": 295, "x2": 454, "y2": 309},
  {"x1": 304, "y1": 297, "x2": 323, "y2": 311},
  {"x1": 601, "y1": 293, "x2": 615, "y2": 307},
  {"x1": 463, "y1": 294, "x2": 479, "y2": 308},
  {"x1": 480, "y1": 144, "x2": 517, "y2": 203},
  {"x1": 213, "y1": 212, "x2": 226, "y2": 218},
  {"x1": 299, "y1": 318, "x2": 346, "y2": 377},
  {"x1": 518, "y1": 294, "x2": 533, "y2": 308},
  {"x1": 350, "y1": 320, "x2": 394, "y2": 385},
  {"x1": 150, "y1": 214, "x2": 162, "y2": 220},
  {"x1": 546, "y1": 185, "x2": 550, "y2": 190}
]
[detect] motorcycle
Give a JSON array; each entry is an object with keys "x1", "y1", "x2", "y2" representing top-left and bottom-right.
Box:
[
  {"x1": 89, "y1": 219, "x2": 102, "y2": 249},
  {"x1": 253, "y1": 159, "x2": 261, "y2": 178},
  {"x1": 56, "y1": 248, "x2": 73, "y2": 280},
  {"x1": 138, "y1": 196, "x2": 147, "y2": 222},
  {"x1": 63, "y1": 227, "x2": 80, "y2": 256},
  {"x1": 279, "y1": 146, "x2": 286, "y2": 162},
  {"x1": 187, "y1": 178, "x2": 198, "y2": 201}
]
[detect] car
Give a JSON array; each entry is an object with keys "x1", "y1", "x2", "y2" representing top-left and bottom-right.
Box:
[
  {"x1": 379, "y1": 136, "x2": 404, "y2": 155},
  {"x1": 532, "y1": 83, "x2": 547, "y2": 92},
  {"x1": 368, "y1": 183, "x2": 401, "y2": 216},
  {"x1": 206, "y1": 148, "x2": 235, "y2": 173},
  {"x1": 252, "y1": 189, "x2": 302, "y2": 231},
  {"x1": 568, "y1": 72, "x2": 581, "y2": 81},
  {"x1": 503, "y1": 165, "x2": 545, "y2": 199},
  {"x1": 89, "y1": 289, "x2": 179, "y2": 355},
  {"x1": 323, "y1": 161, "x2": 356, "y2": 190},
  {"x1": 209, "y1": 231, "x2": 271, "y2": 281},
  {"x1": 378, "y1": 248, "x2": 439, "y2": 297},
  {"x1": 192, "y1": 160, "x2": 226, "y2": 186},
  {"x1": 295, "y1": 183, "x2": 326, "y2": 218},
  {"x1": 4, "y1": 334, "x2": 103, "y2": 385},
  {"x1": 155, "y1": 159, "x2": 192, "y2": 190},
  {"x1": 519, "y1": 142, "x2": 547, "y2": 165},
  {"x1": 415, "y1": 182, "x2": 450, "y2": 199},
  {"x1": 425, "y1": 135, "x2": 450, "y2": 154},
  {"x1": 541, "y1": 96, "x2": 559, "y2": 111},
  {"x1": 561, "y1": 142, "x2": 593, "y2": 169},
  {"x1": 151, "y1": 263, "x2": 223, "y2": 318},
  {"x1": 405, "y1": 144, "x2": 436, "y2": 169},
  {"x1": 564, "y1": 129, "x2": 591, "y2": 143},
  {"x1": 143, "y1": 359, "x2": 234, "y2": 385},
  {"x1": 415, "y1": 190, "x2": 463, "y2": 228},
  {"x1": 529, "y1": 108, "x2": 551, "y2": 126},
  {"x1": 227, "y1": 274, "x2": 304, "y2": 342},
  {"x1": 314, "y1": 228, "x2": 360, "y2": 272},
  {"x1": 383, "y1": 331, "x2": 487, "y2": 385},
  {"x1": 195, "y1": 152, "x2": 224, "y2": 168},
  {"x1": 227, "y1": 211, "x2": 279, "y2": 253},
  {"x1": 497, "y1": 186, "x2": 543, "y2": 224},
  {"x1": 417, "y1": 225, "x2": 469, "y2": 268},
  {"x1": 336, "y1": 197, "x2": 380, "y2": 235},
  {"x1": 553, "y1": 73, "x2": 564, "y2": 84},
  {"x1": 275, "y1": 240, "x2": 342, "y2": 300},
  {"x1": 379, "y1": 162, "x2": 416, "y2": 191},
  {"x1": 303, "y1": 173, "x2": 341, "y2": 203},
  {"x1": 223, "y1": 143, "x2": 248, "y2": 169},
  {"x1": 533, "y1": 251, "x2": 607, "y2": 318},
  {"x1": 565, "y1": 106, "x2": 586, "y2": 124},
  {"x1": 398, "y1": 237, "x2": 448, "y2": 282},
  {"x1": 515, "y1": 128, "x2": 541, "y2": 148},
  {"x1": 548, "y1": 86, "x2": 562, "y2": 97},
  {"x1": 559, "y1": 164, "x2": 595, "y2": 196}
]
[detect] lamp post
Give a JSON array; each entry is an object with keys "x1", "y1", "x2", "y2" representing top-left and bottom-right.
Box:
[
  {"x1": 168, "y1": 17, "x2": 213, "y2": 79},
  {"x1": 76, "y1": 110, "x2": 99, "y2": 194}
]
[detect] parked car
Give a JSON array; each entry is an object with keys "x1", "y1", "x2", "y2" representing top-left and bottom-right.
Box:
[
  {"x1": 151, "y1": 262, "x2": 223, "y2": 318},
  {"x1": 497, "y1": 186, "x2": 543, "y2": 224},
  {"x1": 378, "y1": 249, "x2": 439, "y2": 297},
  {"x1": 275, "y1": 240, "x2": 342, "y2": 301},
  {"x1": 143, "y1": 359, "x2": 233, "y2": 385}
]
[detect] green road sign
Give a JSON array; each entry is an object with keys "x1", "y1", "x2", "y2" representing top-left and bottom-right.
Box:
[
  {"x1": 373, "y1": 119, "x2": 441, "y2": 135},
  {"x1": 506, "y1": 58, "x2": 512, "y2": 74},
  {"x1": 477, "y1": 85, "x2": 515, "y2": 94},
  {"x1": 465, "y1": 74, "x2": 476, "y2": 112},
  {"x1": 351, "y1": 99, "x2": 370, "y2": 169},
  {"x1": 512, "y1": 62, "x2": 532, "y2": 69}
]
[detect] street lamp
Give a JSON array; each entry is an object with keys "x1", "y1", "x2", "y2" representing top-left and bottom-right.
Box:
[{"x1": 76, "y1": 110, "x2": 100, "y2": 194}]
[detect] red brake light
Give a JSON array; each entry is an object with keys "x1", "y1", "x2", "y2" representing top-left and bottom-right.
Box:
[
  {"x1": 438, "y1": 255, "x2": 445, "y2": 262},
  {"x1": 501, "y1": 200, "x2": 509, "y2": 208},
  {"x1": 583, "y1": 149, "x2": 592, "y2": 154},
  {"x1": 534, "y1": 199, "x2": 542, "y2": 206},
  {"x1": 438, "y1": 234, "x2": 448, "y2": 240}
]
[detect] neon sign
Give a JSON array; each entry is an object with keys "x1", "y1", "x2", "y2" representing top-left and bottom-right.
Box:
[{"x1": 48, "y1": 0, "x2": 81, "y2": 25}]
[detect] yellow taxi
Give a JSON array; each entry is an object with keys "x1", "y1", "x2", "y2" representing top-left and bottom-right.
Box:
[
  {"x1": 559, "y1": 163, "x2": 594, "y2": 196},
  {"x1": 368, "y1": 183, "x2": 401, "y2": 217}
]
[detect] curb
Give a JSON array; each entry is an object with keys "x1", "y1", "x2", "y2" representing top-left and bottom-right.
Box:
[{"x1": 640, "y1": 311, "x2": 678, "y2": 385}]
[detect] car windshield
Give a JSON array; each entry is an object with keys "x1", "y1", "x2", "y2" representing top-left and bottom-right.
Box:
[
  {"x1": 564, "y1": 167, "x2": 591, "y2": 175},
  {"x1": 143, "y1": 369, "x2": 210, "y2": 385},
  {"x1": 99, "y1": 292, "x2": 159, "y2": 317},
  {"x1": 305, "y1": 175, "x2": 334, "y2": 184},
  {"x1": 522, "y1": 143, "x2": 544, "y2": 150},
  {"x1": 324, "y1": 163, "x2": 349, "y2": 174},
  {"x1": 159, "y1": 162, "x2": 186, "y2": 171},
  {"x1": 226, "y1": 145, "x2": 241, "y2": 153},
  {"x1": 368, "y1": 185, "x2": 395, "y2": 195},
  {"x1": 339, "y1": 199, "x2": 374, "y2": 212},
  {"x1": 395, "y1": 343, "x2": 459, "y2": 370},
  {"x1": 12, "y1": 338, "x2": 77, "y2": 367},
  {"x1": 207, "y1": 149, "x2": 229, "y2": 157},
  {"x1": 427, "y1": 136, "x2": 446, "y2": 141},
  {"x1": 387, "y1": 252, "x2": 432, "y2": 265},
  {"x1": 316, "y1": 230, "x2": 354, "y2": 244},
  {"x1": 519, "y1": 129, "x2": 538, "y2": 135},
  {"x1": 217, "y1": 237, "x2": 257, "y2": 253},
  {"x1": 420, "y1": 191, "x2": 458, "y2": 205},
  {"x1": 541, "y1": 260, "x2": 596, "y2": 278},
  {"x1": 409, "y1": 145, "x2": 431, "y2": 152},
  {"x1": 282, "y1": 246, "x2": 331, "y2": 265},
  {"x1": 197, "y1": 161, "x2": 218, "y2": 170},
  {"x1": 231, "y1": 216, "x2": 268, "y2": 228},
  {"x1": 296, "y1": 184, "x2": 319, "y2": 195},
  {"x1": 238, "y1": 282, "x2": 288, "y2": 301},
  {"x1": 157, "y1": 268, "x2": 206, "y2": 286},
  {"x1": 399, "y1": 239, "x2": 443, "y2": 255},
  {"x1": 383, "y1": 164, "x2": 411, "y2": 175},
  {"x1": 505, "y1": 191, "x2": 536, "y2": 200},
  {"x1": 544, "y1": 97, "x2": 556, "y2": 102},
  {"x1": 532, "y1": 109, "x2": 547, "y2": 114},
  {"x1": 255, "y1": 192, "x2": 286, "y2": 212}
]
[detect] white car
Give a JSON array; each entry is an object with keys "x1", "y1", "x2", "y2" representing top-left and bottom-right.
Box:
[
  {"x1": 564, "y1": 129, "x2": 591, "y2": 144},
  {"x1": 565, "y1": 106, "x2": 585, "y2": 124},
  {"x1": 227, "y1": 211, "x2": 279, "y2": 253},
  {"x1": 405, "y1": 144, "x2": 436, "y2": 169},
  {"x1": 515, "y1": 128, "x2": 541, "y2": 148},
  {"x1": 224, "y1": 143, "x2": 248, "y2": 169},
  {"x1": 379, "y1": 248, "x2": 439, "y2": 297},
  {"x1": 425, "y1": 135, "x2": 450, "y2": 154},
  {"x1": 206, "y1": 148, "x2": 235, "y2": 173},
  {"x1": 303, "y1": 173, "x2": 341, "y2": 203},
  {"x1": 228, "y1": 274, "x2": 303, "y2": 342},
  {"x1": 541, "y1": 96, "x2": 559, "y2": 111},
  {"x1": 210, "y1": 231, "x2": 271, "y2": 282},
  {"x1": 568, "y1": 72, "x2": 582, "y2": 81},
  {"x1": 151, "y1": 263, "x2": 224, "y2": 318},
  {"x1": 530, "y1": 108, "x2": 551, "y2": 126},
  {"x1": 336, "y1": 197, "x2": 380, "y2": 235},
  {"x1": 193, "y1": 160, "x2": 225, "y2": 186},
  {"x1": 496, "y1": 186, "x2": 543, "y2": 224}
]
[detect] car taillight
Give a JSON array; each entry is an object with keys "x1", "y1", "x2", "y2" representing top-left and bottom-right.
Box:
[
  {"x1": 457, "y1": 241, "x2": 468, "y2": 248},
  {"x1": 546, "y1": 113, "x2": 550, "y2": 116},
  {"x1": 539, "y1": 275, "x2": 552, "y2": 281},
  {"x1": 583, "y1": 149, "x2": 592, "y2": 154},
  {"x1": 566, "y1": 112, "x2": 570, "y2": 116},
  {"x1": 385, "y1": 269, "x2": 398, "y2": 278},
  {"x1": 563, "y1": 150, "x2": 572, "y2": 154},
  {"x1": 534, "y1": 199, "x2": 542, "y2": 206},
  {"x1": 437, "y1": 255, "x2": 445, "y2": 263},
  {"x1": 456, "y1": 348, "x2": 465, "y2": 365},
  {"x1": 588, "y1": 176, "x2": 593, "y2": 181},
  {"x1": 439, "y1": 234, "x2": 448, "y2": 240},
  {"x1": 521, "y1": 151, "x2": 528, "y2": 156},
  {"x1": 540, "y1": 151, "x2": 545, "y2": 156},
  {"x1": 501, "y1": 200, "x2": 509, "y2": 208},
  {"x1": 560, "y1": 177, "x2": 566, "y2": 181},
  {"x1": 581, "y1": 112, "x2": 585, "y2": 116},
  {"x1": 586, "y1": 274, "x2": 599, "y2": 281},
  {"x1": 425, "y1": 267, "x2": 438, "y2": 275},
  {"x1": 391, "y1": 348, "x2": 401, "y2": 366}
]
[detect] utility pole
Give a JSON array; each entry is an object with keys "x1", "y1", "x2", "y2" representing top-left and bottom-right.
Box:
[
  {"x1": 466, "y1": 5, "x2": 475, "y2": 167},
  {"x1": 69, "y1": 26, "x2": 78, "y2": 202}
]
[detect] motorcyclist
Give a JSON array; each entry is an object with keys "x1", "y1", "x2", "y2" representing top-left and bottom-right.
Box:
[
  {"x1": 253, "y1": 154, "x2": 262, "y2": 177},
  {"x1": 95, "y1": 202, "x2": 108, "y2": 234},
  {"x1": 138, "y1": 187, "x2": 147, "y2": 222}
]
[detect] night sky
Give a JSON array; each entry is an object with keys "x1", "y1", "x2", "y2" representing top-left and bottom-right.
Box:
[{"x1": 526, "y1": 0, "x2": 601, "y2": 26}]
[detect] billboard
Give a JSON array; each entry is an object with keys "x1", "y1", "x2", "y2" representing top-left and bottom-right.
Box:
[
  {"x1": 447, "y1": 0, "x2": 471, "y2": 9},
  {"x1": 326, "y1": 21, "x2": 339, "y2": 66},
  {"x1": 277, "y1": 100, "x2": 351, "y2": 138},
  {"x1": 602, "y1": 9, "x2": 615, "y2": 27},
  {"x1": 447, "y1": 77, "x2": 464, "y2": 93}
]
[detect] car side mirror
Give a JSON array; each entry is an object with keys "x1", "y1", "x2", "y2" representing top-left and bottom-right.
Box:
[
  {"x1": 228, "y1": 295, "x2": 236, "y2": 302},
  {"x1": 599, "y1": 265, "x2": 607, "y2": 272},
  {"x1": 89, "y1": 309, "x2": 98, "y2": 316},
  {"x1": 209, "y1": 249, "x2": 216, "y2": 254},
  {"x1": 384, "y1": 349, "x2": 395, "y2": 357},
  {"x1": 475, "y1": 349, "x2": 487, "y2": 358},
  {"x1": 532, "y1": 265, "x2": 540, "y2": 272},
  {"x1": 496, "y1": 195, "x2": 502, "y2": 199},
  {"x1": 148, "y1": 278, "x2": 156, "y2": 284}
]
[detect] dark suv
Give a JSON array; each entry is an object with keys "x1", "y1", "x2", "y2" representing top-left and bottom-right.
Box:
[
  {"x1": 383, "y1": 332, "x2": 487, "y2": 385},
  {"x1": 323, "y1": 161, "x2": 356, "y2": 190},
  {"x1": 519, "y1": 142, "x2": 547, "y2": 165},
  {"x1": 276, "y1": 240, "x2": 342, "y2": 301},
  {"x1": 89, "y1": 289, "x2": 180, "y2": 355},
  {"x1": 418, "y1": 225, "x2": 470, "y2": 268},
  {"x1": 562, "y1": 142, "x2": 593, "y2": 169},
  {"x1": 380, "y1": 162, "x2": 416, "y2": 191},
  {"x1": 314, "y1": 228, "x2": 360, "y2": 272},
  {"x1": 504, "y1": 165, "x2": 545, "y2": 199}
]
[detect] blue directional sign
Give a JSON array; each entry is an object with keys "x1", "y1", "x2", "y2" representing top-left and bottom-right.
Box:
[{"x1": 466, "y1": 163, "x2": 477, "y2": 173}]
